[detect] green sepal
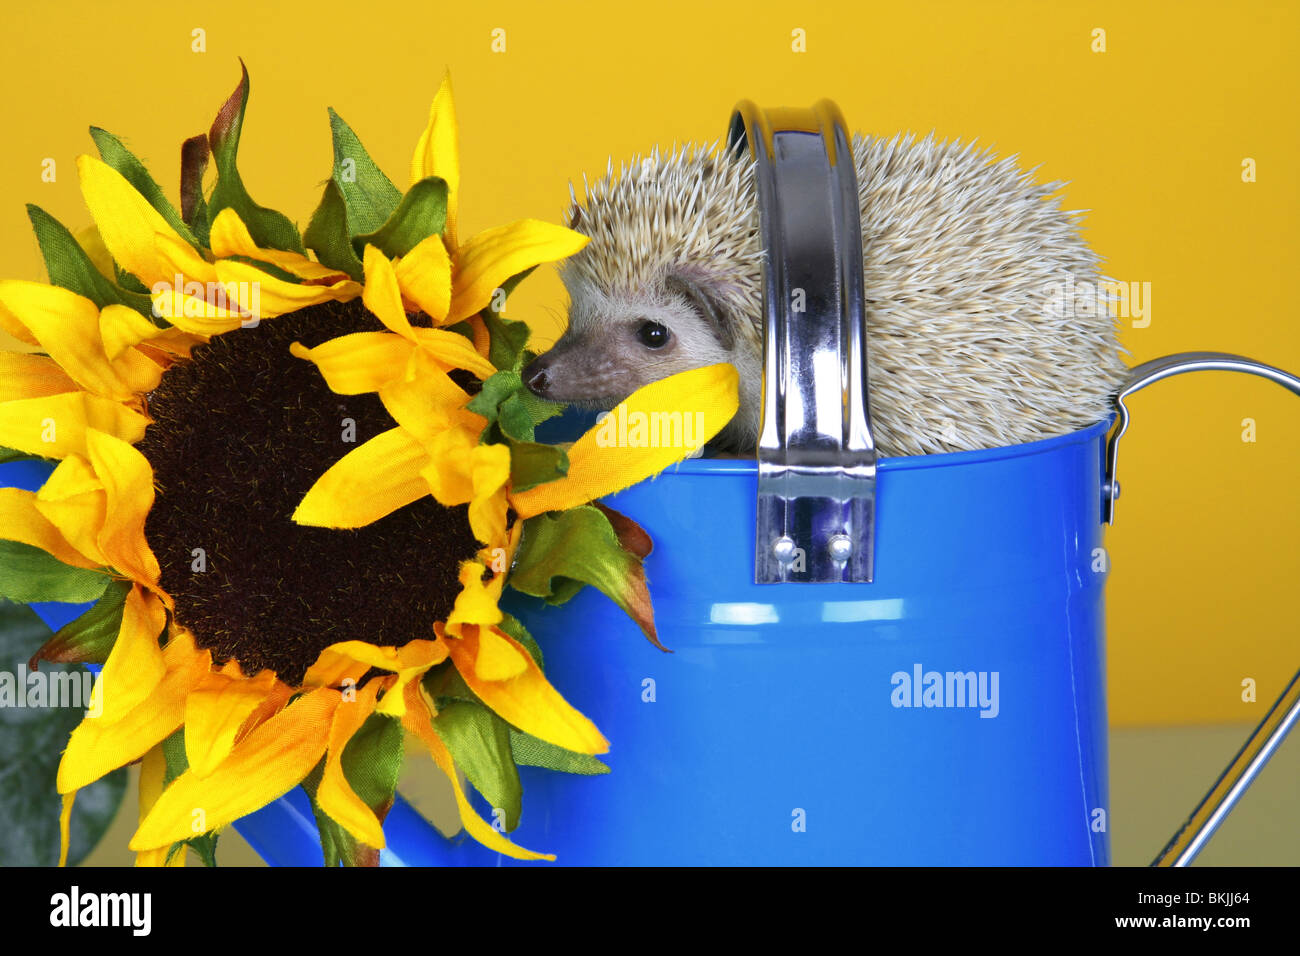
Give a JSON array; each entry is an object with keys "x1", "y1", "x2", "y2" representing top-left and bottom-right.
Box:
[
  {"x1": 29, "y1": 579, "x2": 130, "y2": 668},
  {"x1": 352, "y1": 176, "x2": 448, "y2": 260},
  {"x1": 115, "y1": 267, "x2": 150, "y2": 295},
  {"x1": 0, "y1": 446, "x2": 44, "y2": 465},
  {"x1": 301, "y1": 711, "x2": 404, "y2": 867},
  {"x1": 0, "y1": 541, "x2": 111, "y2": 605},
  {"x1": 179, "y1": 133, "x2": 212, "y2": 247},
  {"x1": 157, "y1": 729, "x2": 220, "y2": 867},
  {"x1": 510, "y1": 730, "x2": 611, "y2": 777},
  {"x1": 432, "y1": 700, "x2": 522, "y2": 832},
  {"x1": 468, "y1": 368, "x2": 563, "y2": 444},
  {"x1": 505, "y1": 438, "x2": 568, "y2": 492},
  {"x1": 88, "y1": 127, "x2": 201, "y2": 251},
  {"x1": 304, "y1": 180, "x2": 364, "y2": 281},
  {"x1": 207, "y1": 63, "x2": 305, "y2": 254},
  {"x1": 509, "y1": 506, "x2": 662, "y2": 649},
  {"x1": 326, "y1": 109, "x2": 402, "y2": 235},
  {"x1": 26, "y1": 205, "x2": 155, "y2": 318},
  {"x1": 483, "y1": 310, "x2": 533, "y2": 371}
]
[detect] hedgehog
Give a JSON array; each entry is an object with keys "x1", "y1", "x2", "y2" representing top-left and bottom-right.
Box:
[{"x1": 522, "y1": 132, "x2": 1130, "y2": 457}]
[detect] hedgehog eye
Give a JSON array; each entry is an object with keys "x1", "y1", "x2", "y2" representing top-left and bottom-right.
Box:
[{"x1": 636, "y1": 320, "x2": 670, "y2": 349}]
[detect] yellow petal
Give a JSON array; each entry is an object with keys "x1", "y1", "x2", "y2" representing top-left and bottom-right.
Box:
[
  {"x1": 289, "y1": 331, "x2": 413, "y2": 395},
  {"x1": 94, "y1": 584, "x2": 167, "y2": 723},
  {"x1": 293, "y1": 426, "x2": 429, "y2": 529},
  {"x1": 317, "y1": 678, "x2": 385, "y2": 847},
  {"x1": 447, "y1": 219, "x2": 589, "y2": 323},
  {"x1": 130, "y1": 687, "x2": 341, "y2": 851},
  {"x1": 0, "y1": 487, "x2": 100, "y2": 569},
  {"x1": 58, "y1": 792, "x2": 75, "y2": 867},
  {"x1": 409, "y1": 72, "x2": 460, "y2": 246},
  {"x1": 136, "y1": 743, "x2": 185, "y2": 867},
  {"x1": 0, "y1": 391, "x2": 148, "y2": 459},
  {"x1": 75, "y1": 224, "x2": 118, "y2": 281},
  {"x1": 473, "y1": 619, "x2": 527, "y2": 680},
  {"x1": 213, "y1": 258, "x2": 361, "y2": 319},
  {"x1": 394, "y1": 233, "x2": 452, "y2": 321},
  {"x1": 302, "y1": 638, "x2": 447, "y2": 692},
  {"x1": 447, "y1": 560, "x2": 505, "y2": 629},
  {"x1": 468, "y1": 443, "x2": 511, "y2": 544},
  {"x1": 400, "y1": 680, "x2": 553, "y2": 861},
  {"x1": 85, "y1": 429, "x2": 160, "y2": 587},
  {"x1": 77, "y1": 155, "x2": 214, "y2": 288},
  {"x1": 443, "y1": 623, "x2": 608, "y2": 755},
  {"x1": 208, "y1": 208, "x2": 353, "y2": 283},
  {"x1": 377, "y1": 356, "x2": 481, "y2": 446},
  {"x1": 411, "y1": 327, "x2": 497, "y2": 380},
  {"x1": 0, "y1": 282, "x2": 134, "y2": 400},
  {"x1": 149, "y1": 288, "x2": 247, "y2": 336},
  {"x1": 35, "y1": 453, "x2": 108, "y2": 567},
  {"x1": 511, "y1": 362, "x2": 739, "y2": 516},
  {"x1": 184, "y1": 668, "x2": 280, "y2": 777},
  {"x1": 0, "y1": 351, "x2": 79, "y2": 401},
  {"x1": 58, "y1": 631, "x2": 212, "y2": 793},
  {"x1": 362, "y1": 245, "x2": 415, "y2": 339},
  {"x1": 99, "y1": 304, "x2": 166, "y2": 361},
  {"x1": 418, "y1": 427, "x2": 477, "y2": 506}
]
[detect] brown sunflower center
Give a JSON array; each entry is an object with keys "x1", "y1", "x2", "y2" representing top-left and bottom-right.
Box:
[{"x1": 136, "y1": 298, "x2": 478, "y2": 685}]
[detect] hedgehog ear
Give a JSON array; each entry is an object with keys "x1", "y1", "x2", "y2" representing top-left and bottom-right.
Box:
[{"x1": 665, "y1": 273, "x2": 734, "y2": 349}]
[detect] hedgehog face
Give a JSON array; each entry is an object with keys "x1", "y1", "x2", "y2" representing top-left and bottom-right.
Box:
[{"x1": 523, "y1": 272, "x2": 739, "y2": 409}]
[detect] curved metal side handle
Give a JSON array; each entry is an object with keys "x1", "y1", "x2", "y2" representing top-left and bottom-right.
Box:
[
  {"x1": 1104, "y1": 351, "x2": 1300, "y2": 525},
  {"x1": 1102, "y1": 351, "x2": 1300, "y2": 866}
]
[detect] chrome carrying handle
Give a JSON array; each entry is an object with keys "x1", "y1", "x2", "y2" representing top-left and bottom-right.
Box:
[
  {"x1": 728, "y1": 101, "x2": 878, "y2": 584},
  {"x1": 1103, "y1": 352, "x2": 1300, "y2": 866}
]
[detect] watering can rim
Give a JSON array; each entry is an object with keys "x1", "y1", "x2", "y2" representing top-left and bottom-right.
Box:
[{"x1": 673, "y1": 414, "x2": 1114, "y2": 477}]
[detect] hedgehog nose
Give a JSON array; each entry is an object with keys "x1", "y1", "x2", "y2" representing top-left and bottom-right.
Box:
[{"x1": 523, "y1": 359, "x2": 550, "y2": 397}]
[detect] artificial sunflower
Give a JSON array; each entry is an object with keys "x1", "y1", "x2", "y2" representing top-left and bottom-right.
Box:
[{"x1": 0, "y1": 66, "x2": 739, "y2": 867}]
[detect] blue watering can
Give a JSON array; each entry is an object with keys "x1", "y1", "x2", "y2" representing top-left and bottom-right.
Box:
[{"x1": 13, "y1": 101, "x2": 1300, "y2": 866}]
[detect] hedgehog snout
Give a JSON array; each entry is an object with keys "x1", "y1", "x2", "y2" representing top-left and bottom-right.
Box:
[{"x1": 522, "y1": 356, "x2": 552, "y2": 398}]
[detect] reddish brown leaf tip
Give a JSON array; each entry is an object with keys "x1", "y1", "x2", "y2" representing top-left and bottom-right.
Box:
[
  {"x1": 595, "y1": 503, "x2": 653, "y2": 559},
  {"x1": 209, "y1": 61, "x2": 250, "y2": 152}
]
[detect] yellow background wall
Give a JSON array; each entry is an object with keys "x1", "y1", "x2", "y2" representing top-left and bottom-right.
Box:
[{"x1": 0, "y1": 1, "x2": 1295, "y2": 725}]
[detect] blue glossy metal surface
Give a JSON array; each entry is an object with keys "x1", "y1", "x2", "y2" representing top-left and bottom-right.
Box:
[
  {"x1": 491, "y1": 418, "x2": 1113, "y2": 865},
  {"x1": 3, "y1": 418, "x2": 1113, "y2": 865}
]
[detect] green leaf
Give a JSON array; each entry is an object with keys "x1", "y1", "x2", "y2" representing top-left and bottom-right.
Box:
[
  {"x1": 466, "y1": 367, "x2": 563, "y2": 445},
  {"x1": 466, "y1": 369, "x2": 523, "y2": 421},
  {"x1": 303, "y1": 180, "x2": 364, "y2": 281},
  {"x1": 179, "y1": 133, "x2": 212, "y2": 247},
  {"x1": 483, "y1": 309, "x2": 533, "y2": 371},
  {"x1": 326, "y1": 109, "x2": 402, "y2": 235},
  {"x1": 340, "y1": 711, "x2": 404, "y2": 818},
  {"x1": 509, "y1": 506, "x2": 662, "y2": 649},
  {"x1": 0, "y1": 600, "x2": 126, "y2": 866},
  {"x1": 432, "y1": 700, "x2": 522, "y2": 832},
  {"x1": 30, "y1": 579, "x2": 129, "y2": 667},
  {"x1": 510, "y1": 730, "x2": 610, "y2": 777},
  {"x1": 352, "y1": 176, "x2": 447, "y2": 260},
  {"x1": 422, "y1": 660, "x2": 479, "y2": 708},
  {"x1": 0, "y1": 541, "x2": 110, "y2": 605},
  {"x1": 89, "y1": 127, "x2": 201, "y2": 250},
  {"x1": 207, "y1": 63, "x2": 305, "y2": 254},
  {"x1": 302, "y1": 711, "x2": 404, "y2": 867},
  {"x1": 506, "y1": 438, "x2": 568, "y2": 492},
  {"x1": 26, "y1": 205, "x2": 155, "y2": 318}
]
